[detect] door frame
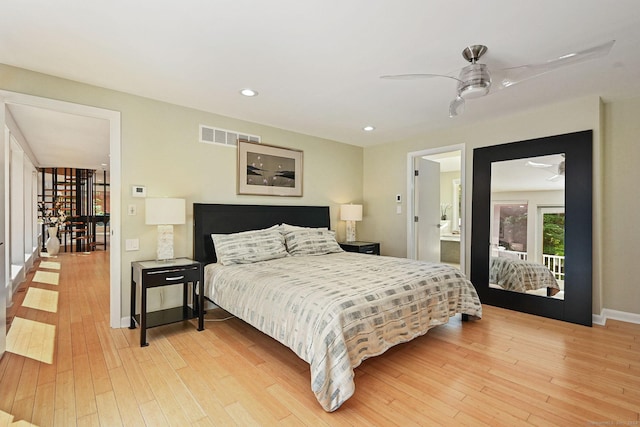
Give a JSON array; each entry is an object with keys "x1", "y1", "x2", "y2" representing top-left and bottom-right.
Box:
[
  {"x1": 407, "y1": 143, "x2": 466, "y2": 271},
  {"x1": 536, "y1": 205, "x2": 565, "y2": 264},
  {"x1": 0, "y1": 90, "x2": 122, "y2": 328}
]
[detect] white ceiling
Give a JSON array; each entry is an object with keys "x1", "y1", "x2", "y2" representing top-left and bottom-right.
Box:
[
  {"x1": 2, "y1": 1, "x2": 640, "y2": 169},
  {"x1": 491, "y1": 154, "x2": 565, "y2": 192},
  {"x1": 7, "y1": 103, "x2": 110, "y2": 173}
]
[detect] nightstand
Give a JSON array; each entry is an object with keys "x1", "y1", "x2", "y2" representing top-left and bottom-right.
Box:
[
  {"x1": 130, "y1": 258, "x2": 204, "y2": 347},
  {"x1": 339, "y1": 241, "x2": 380, "y2": 255}
]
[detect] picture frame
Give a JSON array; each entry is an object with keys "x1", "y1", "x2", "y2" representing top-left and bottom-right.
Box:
[{"x1": 237, "y1": 140, "x2": 303, "y2": 196}]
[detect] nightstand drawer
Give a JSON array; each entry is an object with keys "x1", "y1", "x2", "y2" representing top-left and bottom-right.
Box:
[
  {"x1": 358, "y1": 244, "x2": 379, "y2": 255},
  {"x1": 142, "y1": 265, "x2": 201, "y2": 287},
  {"x1": 339, "y1": 241, "x2": 380, "y2": 255}
]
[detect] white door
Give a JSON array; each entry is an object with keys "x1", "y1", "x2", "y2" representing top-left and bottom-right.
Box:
[{"x1": 416, "y1": 158, "x2": 441, "y2": 263}]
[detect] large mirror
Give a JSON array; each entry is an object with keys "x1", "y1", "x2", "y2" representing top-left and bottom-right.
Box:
[
  {"x1": 490, "y1": 154, "x2": 565, "y2": 299},
  {"x1": 471, "y1": 131, "x2": 593, "y2": 326}
]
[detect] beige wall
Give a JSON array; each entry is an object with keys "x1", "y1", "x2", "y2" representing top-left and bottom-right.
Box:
[
  {"x1": 0, "y1": 64, "x2": 363, "y2": 317},
  {"x1": 602, "y1": 98, "x2": 640, "y2": 314}
]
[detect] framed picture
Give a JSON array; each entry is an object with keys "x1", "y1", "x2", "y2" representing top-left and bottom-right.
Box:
[{"x1": 237, "y1": 140, "x2": 303, "y2": 196}]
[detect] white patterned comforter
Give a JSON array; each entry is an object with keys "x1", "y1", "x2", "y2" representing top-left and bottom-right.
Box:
[
  {"x1": 489, "y1": 256, "x2": 560, "y2": 293},
  {"x1": 204, "y1": 252, "x2": 482, "y2": 411}
]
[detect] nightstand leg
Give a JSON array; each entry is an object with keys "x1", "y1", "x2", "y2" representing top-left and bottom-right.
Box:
[
  {"x1": 140, "y1": 284, "x2": 148, "y2": 347},
  {"x1": 198, "y1": 280, "x2": 204, "y2": 331}
]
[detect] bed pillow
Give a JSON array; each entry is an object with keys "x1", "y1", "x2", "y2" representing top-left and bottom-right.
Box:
[
  {"x1": 212, "y1": 226, "x2": 288, "y2": 265},
  {"x1": 284, "y1": 228, "x2": 343, "y2": 256},
  {"x1": 280, "y1": 223, "x2": 328, "y2": 234}
]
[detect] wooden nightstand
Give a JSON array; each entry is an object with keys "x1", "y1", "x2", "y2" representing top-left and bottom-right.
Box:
[
  {"x1": 339, "y1": 241, "x2": 380, "y2": 255},
  {"x1": 130, "y1": 258, "x2": 204, "y2": 347}
]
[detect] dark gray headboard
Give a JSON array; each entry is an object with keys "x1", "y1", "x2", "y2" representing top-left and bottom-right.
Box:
[{"x1": 193, "y1": 203, "x2": 331, "y2": 264}]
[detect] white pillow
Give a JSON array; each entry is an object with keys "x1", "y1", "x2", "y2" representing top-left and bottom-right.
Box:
[
  {"x1": 280, "y1": 223, "x2": 328, "y2": 233},
  {"x1": 284, "y1": 228, "x2": 343, "y2": 256},
  {"x1": 212, "y1": 226, "x2": 288, "y2": 265}
]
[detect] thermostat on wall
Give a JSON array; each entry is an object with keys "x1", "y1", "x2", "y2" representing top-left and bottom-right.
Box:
[{"x1": 132, "y1": 185, "x2": 146, "y2": 197}]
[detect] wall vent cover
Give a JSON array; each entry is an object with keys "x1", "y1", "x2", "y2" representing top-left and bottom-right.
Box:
[{"x1": 199, "y1": 125, "x2": 260, "y2": 147}]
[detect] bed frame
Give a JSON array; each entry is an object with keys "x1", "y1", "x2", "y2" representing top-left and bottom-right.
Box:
[{"x1": 193, "y1": 203, "x2": 331, "y2": 265}]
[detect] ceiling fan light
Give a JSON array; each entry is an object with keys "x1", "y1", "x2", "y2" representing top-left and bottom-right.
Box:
[{"x1": 457, "y1": 63, "x2": 491, "y2": 99}]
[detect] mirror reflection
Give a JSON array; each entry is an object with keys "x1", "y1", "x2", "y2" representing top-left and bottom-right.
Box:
[{"x1": 489, "y1": 154, "x2": 565, "y2": 299}]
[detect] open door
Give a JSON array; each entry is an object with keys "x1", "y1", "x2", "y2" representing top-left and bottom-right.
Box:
[{"x1": 416, "y1": 158, "x2": 441, "y2": 263}]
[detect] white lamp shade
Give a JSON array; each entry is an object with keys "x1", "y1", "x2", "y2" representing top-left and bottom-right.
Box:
[
  {"x1": 145, "y1": 198, "x2": 186, "y2": 225},
  {"x1": 340, "y1": 204, "x2": 363, "y2": 221}
]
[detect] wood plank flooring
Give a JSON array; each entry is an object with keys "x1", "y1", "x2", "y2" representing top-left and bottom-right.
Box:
[{"x1": 1, "y1": 252, "x2": 639, "y2": 426}]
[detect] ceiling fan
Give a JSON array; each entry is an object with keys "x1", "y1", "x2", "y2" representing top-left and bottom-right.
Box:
[
  {"x1": 526, "y1": 154, "x2": 565, "y2": 181},
  {"x1": 381, "y1": 40, "x2": 615, "y2": 118}
]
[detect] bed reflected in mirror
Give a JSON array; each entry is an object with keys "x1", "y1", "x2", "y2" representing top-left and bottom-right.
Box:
[{"x1": 489, "y1": 154, "x2": 565, "y2": 299}]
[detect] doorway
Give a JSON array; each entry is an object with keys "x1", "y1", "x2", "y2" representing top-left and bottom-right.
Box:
[
  {"x1": 407, "y1": 145, "x2": 465, "y2": 271},
  {"x1": 1, "y1": 90, "x2": 122, "y2": 328}
]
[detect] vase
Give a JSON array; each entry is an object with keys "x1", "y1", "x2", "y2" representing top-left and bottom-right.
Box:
[{"x1": 46, "y1": 226, "x2": 60, "y2": 255}]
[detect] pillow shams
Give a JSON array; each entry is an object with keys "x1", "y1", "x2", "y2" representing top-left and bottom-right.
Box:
[
  {"x1": 280, "y1": 223, "x2": 328, "y2": 233},
  {"x1": 212, "y1": 227, "x2": 288, "y2": 265},
  {"x1": 284, "y1": 229, "x2": 343, "y2": 256}
]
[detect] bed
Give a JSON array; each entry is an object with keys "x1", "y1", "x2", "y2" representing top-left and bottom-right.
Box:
[
  {"x1": 193, "y1": 203, "x2": 482, "y2": 412},
  {"x1": 489, "y1": 256, "x2": 560, "y2": 295}
]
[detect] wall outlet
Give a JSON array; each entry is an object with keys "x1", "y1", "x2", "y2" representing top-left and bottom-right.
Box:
[{"x1": 125, "y1": 238, "x2": 139, "y2": 251}]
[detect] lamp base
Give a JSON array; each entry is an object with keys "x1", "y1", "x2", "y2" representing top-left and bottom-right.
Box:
[
  {"x1": 156, "y1": 224, "x2": 175, "y2": 261},
  {"x1": 345, "y1": 220, "x2": 357, "y2": 242}
]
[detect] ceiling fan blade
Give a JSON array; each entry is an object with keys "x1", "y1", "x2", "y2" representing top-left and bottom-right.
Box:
[
  {"x1": 380, "y1": 73, "x2": 461, "y2": 83},
  {"x1": 498, "y1": 40, "x2": 615, "y2": 88},
  {"x1": 526, "y1": 160, "x2": 553, "y2": 168},
  {"x1": 449, "y1": 96, "x2": 465, "y2": 117}
]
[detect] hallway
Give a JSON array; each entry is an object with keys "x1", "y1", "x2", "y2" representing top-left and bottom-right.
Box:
[{"x1": 1, "y1": 251, "x2": 115, "y2": 425}]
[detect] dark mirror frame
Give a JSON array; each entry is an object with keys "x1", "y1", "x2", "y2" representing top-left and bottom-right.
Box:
[{"x1": 471, "y1": 130, "x2": 593, "y2": 326}]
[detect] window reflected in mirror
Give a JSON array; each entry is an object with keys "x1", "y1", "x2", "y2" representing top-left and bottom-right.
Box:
[{"x1": 489, "y1": 154, "x2": 565, "y2": 299}]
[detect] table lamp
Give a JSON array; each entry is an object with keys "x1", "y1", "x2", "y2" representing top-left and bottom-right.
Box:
[
  {"x1": 340, "y1": 204, "x2": 362, "y2": 242},
  {"x1": 145, "y1": 197, "x2": 186, "y2": 261}
]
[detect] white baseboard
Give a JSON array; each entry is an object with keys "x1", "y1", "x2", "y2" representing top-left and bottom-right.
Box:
[
  {"x1": 593, "y1": 308, "x2": 640, "y2": 326},
  {"x1": 120, "y1": 316, "x2": 131, "y2": 328}
]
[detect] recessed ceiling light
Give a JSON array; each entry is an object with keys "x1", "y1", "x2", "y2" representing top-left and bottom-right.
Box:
[
  {"x1": 240, "y1": 88, "x2": 258, "y2": 97},
  {"x1": 363, "y1": 125, "x2": 375, "y2": 132}
]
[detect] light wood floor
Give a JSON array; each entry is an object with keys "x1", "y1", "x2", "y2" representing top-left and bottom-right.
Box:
[{"x1": 1, "y1": 252, "x2": 639, "y2": 426}]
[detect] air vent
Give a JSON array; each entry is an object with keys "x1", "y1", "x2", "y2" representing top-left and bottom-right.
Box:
[{"x1": 199, "y1": 125, "x2": 260, "y2": 147}]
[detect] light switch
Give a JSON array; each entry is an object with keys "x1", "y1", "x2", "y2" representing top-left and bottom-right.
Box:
[
  {"x1": 125, "y1": 239, "x2": 139, "y2": 251},
  {"x1": 396, "y1": 205, "x2": 402, "y2": 214}
]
